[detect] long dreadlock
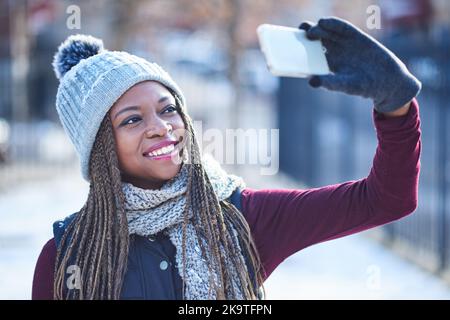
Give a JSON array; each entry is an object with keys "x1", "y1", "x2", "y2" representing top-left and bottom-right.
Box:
[{"x1": 53, "y1": 93, "x2": 266, "y2": 300}]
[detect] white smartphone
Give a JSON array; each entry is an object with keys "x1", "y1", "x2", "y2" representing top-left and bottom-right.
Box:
[{"x1": 257, "y1": 24, "x2": 330, "y2": 78}]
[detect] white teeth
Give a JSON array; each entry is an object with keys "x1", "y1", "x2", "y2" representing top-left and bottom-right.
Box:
[{"x1": 147, "y1": 144, "x2": 175, "y2": 157}]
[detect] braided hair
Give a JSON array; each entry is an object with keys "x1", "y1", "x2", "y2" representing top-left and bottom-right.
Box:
[{"x1": 53, "y1": 94, "x2": 265, "y2": 300}]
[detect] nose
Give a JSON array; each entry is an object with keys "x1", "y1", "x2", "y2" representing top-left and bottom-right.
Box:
[{"x1": 144, "y1": 119, "x2": 173, "y2": 139}]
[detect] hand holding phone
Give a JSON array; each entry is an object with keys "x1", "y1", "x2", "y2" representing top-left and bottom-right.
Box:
[
  {"x1": 257, "y1": 24, "x2": 330, "y2": 78},
  {"x1": 298, "y1": 17, "x2": 421, "y2": 113}
]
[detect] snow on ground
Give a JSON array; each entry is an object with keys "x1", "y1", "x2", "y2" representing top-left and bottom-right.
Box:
[
  {"x1": 264, "y1": 234, "x2": 450, "y2": 299},
  {"x1": 0, "y1": 168, "x2": 89, "y2": 299},
  {"x1": 1, "y1": 169, "x2": 450, "y2": 299}
]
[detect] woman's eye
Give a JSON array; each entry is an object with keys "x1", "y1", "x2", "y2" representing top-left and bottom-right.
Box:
[
  {"x1": 162, "y1": 105, "x2": 177, "y2": 114},
  {"x1": 122, "y1": 116, "x2": 141, "y2": 126}
]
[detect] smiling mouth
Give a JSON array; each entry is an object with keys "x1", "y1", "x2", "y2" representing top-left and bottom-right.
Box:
[{"x1": 143, "y1": 142, "x2": 181, "y2": 160}]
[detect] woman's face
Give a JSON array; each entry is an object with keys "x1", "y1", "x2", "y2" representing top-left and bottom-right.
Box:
[{"x1": 109, "y1": 81, "x2": 185, "y2": 189}]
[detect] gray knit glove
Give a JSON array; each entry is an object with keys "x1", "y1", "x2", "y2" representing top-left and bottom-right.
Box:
[{"x1": 299, "y1": 17, "x2": 421, "y2": 113}]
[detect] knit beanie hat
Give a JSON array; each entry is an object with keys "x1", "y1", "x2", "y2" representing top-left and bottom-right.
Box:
[{"x1": 52, "y1": 34, "x2": 186, "y2": 182}]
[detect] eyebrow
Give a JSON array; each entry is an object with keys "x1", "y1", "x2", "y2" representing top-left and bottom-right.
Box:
[{"x1": 113, "y1": 96, "x2": 172, "y2": 121}]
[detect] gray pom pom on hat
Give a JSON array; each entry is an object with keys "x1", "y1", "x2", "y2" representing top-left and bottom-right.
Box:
[
  {"x1": 52, "y1": 34, "x2": 105, "y2": 79},
  {"x1": 53, "y1": 34, "x2": 186, "y2": 182}
]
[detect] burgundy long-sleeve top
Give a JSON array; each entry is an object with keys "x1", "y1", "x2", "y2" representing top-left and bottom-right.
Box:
[{"x1": 32, "y1": 99, "x2": 421, "y2": 299}]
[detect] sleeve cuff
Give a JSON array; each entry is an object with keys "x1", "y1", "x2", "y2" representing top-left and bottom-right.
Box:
[{"x1": 373, "y1": 98, "x2": 420, "y2": 133}]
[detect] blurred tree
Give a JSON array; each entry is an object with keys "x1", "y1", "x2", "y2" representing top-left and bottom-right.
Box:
[{"x1": 9, "y1": 0, "x2": 30, "y2": 122}]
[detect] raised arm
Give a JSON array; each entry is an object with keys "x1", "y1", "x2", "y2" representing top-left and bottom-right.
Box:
[
  {"x1": 240, "y1": 17, "x2": 423, "y2": 280},
  {"x1": 241, "y1": 97, "x2": 421, "y2": 280}
]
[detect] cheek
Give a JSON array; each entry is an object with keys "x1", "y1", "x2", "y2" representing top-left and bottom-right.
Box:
[
  {"x1": 113, "y1": 130, "x2": 137, "y2": 164},
  {"x1": 172, "y1": 116, "x2": 187, "y2": 148},
  {"x1": 173, "y1": 114, "x2": 185, "y2": 129}
]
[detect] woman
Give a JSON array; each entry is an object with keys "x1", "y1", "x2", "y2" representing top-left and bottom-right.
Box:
[{"x1": 32, "y1": 17, "x2": 422, "y2": 300}]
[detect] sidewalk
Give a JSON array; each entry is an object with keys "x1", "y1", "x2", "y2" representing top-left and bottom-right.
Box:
[
  {"x1": 1, "y1": 166, "x2": 449, "y2": 299},
  {"x1": 263, "y1": 234, "x2": 450, "y2": 299}
]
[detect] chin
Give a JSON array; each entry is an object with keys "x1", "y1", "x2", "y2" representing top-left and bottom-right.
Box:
[{"x1": 154, "y1": 164, "x2": 182, "y2": 181}]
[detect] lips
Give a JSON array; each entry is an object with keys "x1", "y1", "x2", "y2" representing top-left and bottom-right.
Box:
[{"x1": 143, "y1": 139, "x2": 179, "y2": 158}]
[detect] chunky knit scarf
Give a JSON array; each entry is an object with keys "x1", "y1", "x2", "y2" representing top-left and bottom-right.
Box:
[{"x1": 122, "y1": 154, "x2": 247, "y2": 299}]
